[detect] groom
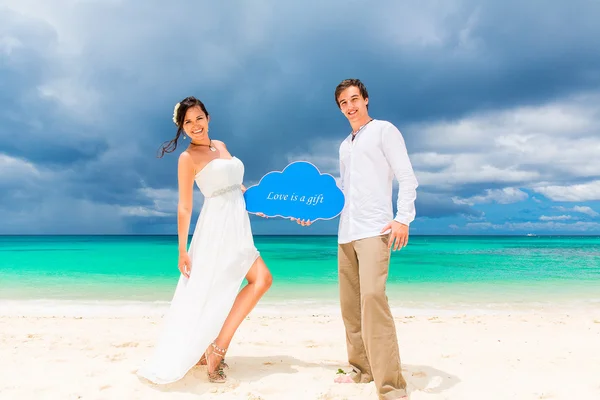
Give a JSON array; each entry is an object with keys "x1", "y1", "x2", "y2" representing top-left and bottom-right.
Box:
[{"x1": 333, "y1": 78, "x2": 418, "y2": 400}]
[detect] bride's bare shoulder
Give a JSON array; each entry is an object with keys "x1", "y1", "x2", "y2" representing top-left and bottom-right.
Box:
[
  {"x1": 178, "y1": 149, "x2": 193, "y2": 162},
  {"x1": 178, "y1": 150, "x2": 195, "y2": 170},
  {"x1": 212, "y1": 140, "x2": 232, "y2": 155}
]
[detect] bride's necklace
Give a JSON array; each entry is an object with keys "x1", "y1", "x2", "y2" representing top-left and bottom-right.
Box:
[{"x1": 190, "y1": 139, "x2": 216, "y2": 152}]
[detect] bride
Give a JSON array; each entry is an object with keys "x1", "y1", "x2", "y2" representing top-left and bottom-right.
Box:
[{"x1": 137, "y1": 96, "x2": 272, "y2": 384}]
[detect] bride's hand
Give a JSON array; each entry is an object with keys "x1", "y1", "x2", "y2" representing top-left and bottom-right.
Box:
[{"x1": 178, "y1": 251, "x2": 192, "y2": 278}]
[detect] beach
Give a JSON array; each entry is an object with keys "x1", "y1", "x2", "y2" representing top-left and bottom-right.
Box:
[
  {"x1": 1, "y1": 235, "x2": 600, "y2": 399},
  {"x1": 1, "y1": 302, "x2": 599, "y2": 400}
]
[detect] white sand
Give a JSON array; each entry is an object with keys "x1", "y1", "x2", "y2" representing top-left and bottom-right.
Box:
[{"x1": 1, "y1": 303, "x2": 599, "y2": 400}]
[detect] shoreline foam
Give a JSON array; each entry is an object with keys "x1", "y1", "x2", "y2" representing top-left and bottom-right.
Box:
[{"x1": 2, "y1": 296, "x2": 598, "y2": 318}]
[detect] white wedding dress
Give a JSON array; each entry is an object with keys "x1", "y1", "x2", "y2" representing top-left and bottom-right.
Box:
[{"x1": 137, "y1": 156, "x2": 260, "y2": 384}]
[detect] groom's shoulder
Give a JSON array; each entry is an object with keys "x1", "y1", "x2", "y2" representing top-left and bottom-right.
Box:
[
  {"x1": 373, "y1": 119, "x2": 396, "y2": 130},
  {"x1": 372, "y1": 119, "x2": 404, "y2": 138},
  {"x1": 339, "y1": 132, "x2": 351, "y2": 147}
]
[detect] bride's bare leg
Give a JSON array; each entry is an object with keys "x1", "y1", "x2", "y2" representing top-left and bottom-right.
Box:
[
  {"x1": 205, "y1": 257, "x2": 272, "y2": 373},
  {"x1": 216, "y1": 257, "x2": 272, "y2": 348}
]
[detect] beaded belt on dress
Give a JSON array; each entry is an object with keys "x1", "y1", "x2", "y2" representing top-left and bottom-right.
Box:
[{"x1": 206, "y1": 184, "x2": 241, "y2": 198}]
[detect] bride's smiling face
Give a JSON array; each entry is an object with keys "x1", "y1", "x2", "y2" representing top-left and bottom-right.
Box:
[{"x1": 183, "y1": 105, "x2": 210, "y2": 142}]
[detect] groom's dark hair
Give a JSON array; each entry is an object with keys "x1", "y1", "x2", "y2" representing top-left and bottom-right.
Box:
[{"x1": 335, "y1": 79, "x2": 369, "y2": 110}]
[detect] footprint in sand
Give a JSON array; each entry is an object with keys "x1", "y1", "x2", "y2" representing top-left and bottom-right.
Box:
[
  {"x1": 107, "y1": 353, "x2": 126, "y2": 361},
  {"x1": 536, "y1": 393, "x2": 554, "y2": 399},
  {"x1": 26, "y1": 334, "x2": 41, "y2": 339},
  {"x1": 113, "y1": 341, "x2": 139, "y2": 348}
]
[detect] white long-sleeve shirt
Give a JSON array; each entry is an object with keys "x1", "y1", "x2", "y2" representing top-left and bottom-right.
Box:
[{"x1": 337, "y1": 119, "x2": 418, "y2": 244}]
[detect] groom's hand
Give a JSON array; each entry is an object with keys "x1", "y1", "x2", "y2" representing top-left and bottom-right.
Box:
[
  {"x1": 292, "y1": 218, "x2": 312, "y2": 226},
  {"x1": 381, "y1": 221, "x2": 409, "y2": 251}
]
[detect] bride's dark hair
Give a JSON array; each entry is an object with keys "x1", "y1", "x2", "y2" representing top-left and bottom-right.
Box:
[{"x1": 157, "y1": 96, "x2": 210, "y2": 158}]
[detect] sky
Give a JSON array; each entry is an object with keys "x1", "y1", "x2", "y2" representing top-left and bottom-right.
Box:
[{"x1": 1, "y1": 0, "x2": 600, "y2": 235}]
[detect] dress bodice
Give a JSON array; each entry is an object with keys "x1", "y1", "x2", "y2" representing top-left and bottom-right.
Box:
[{"x1": 194, "y1": 156, "x2": 244, "y2": 198}]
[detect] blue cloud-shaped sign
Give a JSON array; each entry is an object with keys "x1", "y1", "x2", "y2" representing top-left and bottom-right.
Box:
[{"x1": 244, "y1": 161, "x2": 345, "y2": 221}]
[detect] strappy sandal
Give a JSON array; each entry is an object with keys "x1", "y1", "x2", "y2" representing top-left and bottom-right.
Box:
[
  {"x1": 204, "y1": 342, "x2": 227, "y2": 383},
  {"x1": 197, "y1": 353, "x2": 229, "y2": 369}
]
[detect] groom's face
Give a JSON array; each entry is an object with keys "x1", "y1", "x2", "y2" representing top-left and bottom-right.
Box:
[{"x1": 337, "y1": 86, "x2": 369, "y2": 123}]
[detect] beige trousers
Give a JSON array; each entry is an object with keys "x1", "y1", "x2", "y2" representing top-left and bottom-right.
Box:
[{"x1": 338, "y1": 234, "x2": 407, "y2": 400}]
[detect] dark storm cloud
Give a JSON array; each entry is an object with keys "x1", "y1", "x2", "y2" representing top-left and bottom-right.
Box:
[{"x1": 1, "y1": 0, "x2": 600, "y2": 233}]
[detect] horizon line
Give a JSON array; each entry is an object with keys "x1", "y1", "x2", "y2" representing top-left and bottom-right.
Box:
[{"x1": 1, "y1": 233, "x2": 599, "y2": 237}]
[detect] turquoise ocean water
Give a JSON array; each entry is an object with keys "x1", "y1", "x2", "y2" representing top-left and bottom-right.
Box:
[{"x1": 1, "y1": 235, "x2": 599, "y2": 311}]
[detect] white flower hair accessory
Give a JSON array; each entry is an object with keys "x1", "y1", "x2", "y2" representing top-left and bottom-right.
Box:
[{"x1": 172, "y1": 102, "x2": 181, "y2": 126}]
